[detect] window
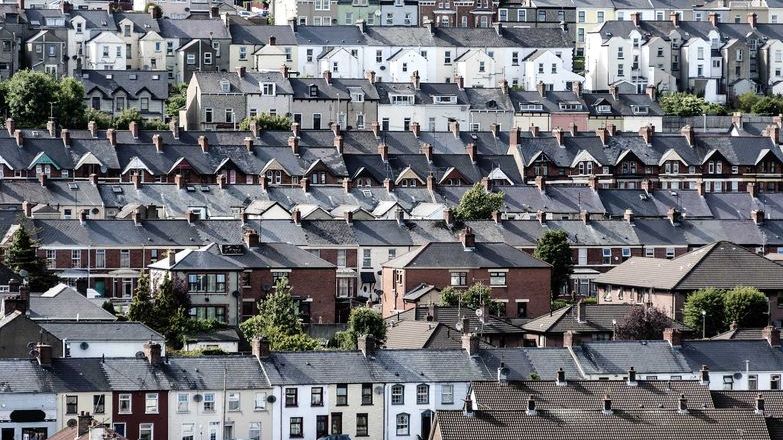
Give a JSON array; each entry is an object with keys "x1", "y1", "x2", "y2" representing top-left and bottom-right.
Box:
[
  {"x1": 356, "y1": 413, "x2": 369, "y2": 437},
  {"x1": 66, "y1": 395, "x2": 78, "y2": 414},
  {"x1": 749, "y1": 375, "x2": 758, "y2": 390},
  {"x1": 177, "y1": 393, "x2": 189, "y2": 413},
  {"x1": 187, "y1": 273, "x2": 227, "y2": 293},
  {"x1": 537, "y1": 10, "x2": 546, "y2": 21},
  {"x1": 441, "y1": 384, "x2": 454, "y2": 404},
  {"x1": 578, "y1": 10, "x2": 585, "y2": 22},
  {"x1": 71, "y1": 250, "x2": 81, "y2": 267},
  {"x1": 416, "y1": 384, "x2": 429, "y2": 404},
  {"x1": 290, "y1": 418, "x2": 303, "y2": 438},
  {"x1": 490, "y1": 271, "x2": 507, "y2": 286},
  {"x1": 227, "y1": 392, "x2": 240, "y2": 411},
  {"x1": 357, "y1": 113, "x2": 365, "y2": 129},
  {"x1": 254, "y1": 392, "x2": 267, "y2": 410},
  {"x1": 46, "y1": 250, "x2": 56, "y2": 268},
  {"x1": 311, "y1": 387, "x2": 323, "y2": 406},
  {"x1": 145, "y1": 393, "x2": 159, "y2": 414},
  {"x1": 617, "y1": 47, "x2": 624, "y2": 59},
  {"x1": 597, "y1": 11, "x2": 604, "y2": 22},
  {"x1": 723, "y1": 375, "x2": 734, "y2": 390},
  {"x1": 119, "y1": 249, "x2": 130, "y2": 268},
  {"x1": 139, "y1": 424, "x2": 153, "y2": 440},
  {"x1": 362, "y1": 249, "x2": 372, "y2": 268},
  {"x1": 362, "y1": 384, "x2": 373, "y2": 405},
  {"x1": 773, "y1": 375, "x2": 781, "y2": 390},
  {"x1": 666, "y1": 248, "x2": 675, "y2": 259},
  {"x1": 286, "y1": 388, "x2": 298, "y2": 407},
  {"x1": 186, "y1": 53, "x2": 196, "y2": 64},
  {"x1": 479, "y1": 61, "x2": 485, "y2": 72},
  {"x1": 396, "y1": 413, "x2": 410, "y2": 436},
  {"x1": 140, "y1": 98, "x2": 149, "y2": 112},
  {"x1": 602, "y1": 248, "x2": 612, "y2": 264},
  {"x1": 622, "y1": 247, "x2": 631, "y2": 261},
  {"x1": 203, "y1": 393, "x2": 215, "y2": 412},
  {"x1": 336, "y1": 384, "x2": 348, "y2": 406},
  {"x1": 119, "y1": 394, "x2": 131, "y2": 414},
  {"x1": 391, "y1": 384, "x2": 404, "y2": 404},
  {"x1": 204, "y1": 108, "x2": 213, "y2": 123},
  {"x1": 518, "y1": 9, "x2": 526, "y2": 21},
  {"x1": 451, "y1": 271, "x2": 467, "y2": 286},
  {"x1": 248, "y1": 423, "x2": 261, "y2": 440},
  {"x1": 93, "y1": 395, "x2": 105, "y2": 414}
]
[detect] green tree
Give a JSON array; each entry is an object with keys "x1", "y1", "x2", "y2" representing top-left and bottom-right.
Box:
[
  {"x1": 615, "y1": 306, "x2": 672, "y2": 340},
  {"x1": 239, "y1": 113, "x2": 292, "y2": 131},
  {"x1": 659, "y1": 92, "x2": 726, "y2": 117},
  {"x1": 56, "y1": 76, "x2": 86, "y2": 128},
  {"x1": 683, "y1": 287, "x2": 726, "y2": 337},
  {"x1": 240, "y1": 279, "x2": 321, "y2": 351},
  {"x1": 334, "y1": 307, "x2": 386, "y2": 350},
  {"x1": 4, "y1": 223, "x2": 58, "y2": 291},
  {"x1": 724, "y1": 286, "x2": 769, "y2": 328},
  {"x1": 751, "y1": 96, "x2": 783, "y2": 115},
  {"x1": 533, "y1": 229, "x2": 572, "y2": 296},
  {"x1": 165, "y1": 83, "x2": 188, "y2": 117},
  {"x1": 454, "y1": 183, "x2": 504, "y2": 220},
  {"x1": 440, "y1": 282, "x2": 503, "y2": 316},
  {"x1": 112, "y1": 107, "x2": 143, "y2": 129},
  {"x1": 737, "y1": 93, "x2": 761, "y2": 113},
  {"x1": 127, "y1": 272, "x2": 155, "y2": 323},
  {"x1": 83, "y1": 108, "x2": 113, "y2": 129},
  {"x1": 5, "y1": 70, "x2": 58, "y2": 127}
]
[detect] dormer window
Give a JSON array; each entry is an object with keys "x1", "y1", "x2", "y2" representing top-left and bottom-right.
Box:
[
  {"x1": 631, "y1": 105, "x2": 649, "y2": 114},
  {"x1": 391, "y1": 94, "x2": 414, "y2": 105},
  {"x1": 219, "y1": 79, "x2": 230, "y2": 93},
  {"x1": 261, "y1": 82, "x2": 275, "y2": 96},
  {"x1": 559, "y1": 102, "x2": 583, "y2": 111},
  {"x1": 596, "y1": 104, "x2": 611, "y2": 113},
  {"x1": 309, "y1": 84, "x2": 318, "y2": 97},
  {"x1": 433, "y1": 95, "x2": 456, "y2": 104},
  {"x1": 520, "y1": 103, "x2": 543, "y2": 111}
]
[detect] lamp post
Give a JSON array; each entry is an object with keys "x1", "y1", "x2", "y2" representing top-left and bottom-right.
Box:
[{"x1": 701, "y1": 309, "x2": 707, "y2": 339}]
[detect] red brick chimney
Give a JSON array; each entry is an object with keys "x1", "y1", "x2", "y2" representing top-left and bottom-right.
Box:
[
  {"x1": 421, "y1": 143, "x2": 433, "y2": 162},
  {"x1": 763, "y1": 325, "x2": 780, "y2": 347},
  {"x1": 681, "y1": 125, "x2": 695, "y2": 146},
  {"x1": 384, "y1": 178, "x2": 394, "y2": 192},
  {"x1": 410, "y1": 121, "x2": 421, "y2": 137},
  {"x1": 553, "y1": 128, "x2": 564, "y2": 146},
  {"x1": 61, "y1": 128, "x2": 70, "y2": 147},
  {"x1": 333, "y1": 135, "x2": 343, "y2": 153},
  {"x1": 639, "y1": 125, "x2": 653, "y2": 144},
  {"x1": 106, "y1": 128, "x2": 117, "y2": 146},
  {"x1": 509, "y1": 126, "x2": 521, "y2": 146},
  {"x1": 129, "y1": 121, "x2": 139, "y2": 139},
  {"x1": 143, "y1": 341, "x2": 162, "y2": 366},
  {"x1": 4, "y1": 117, "x2": 14, "y2": 136},
  {"x1": 466, "y1": 143, "x2": 476, "y2": 162},
  {"x1": 153, "y1": 134, "x2": 163, "y2": 153},
  {"x1": 378, "y1": 143, "x2": 388, "y2": 162},
  {"x1": 244, "y1": 229, "x2": 260, "y2": 247},
  {"x1": 663, "y1": 328, "x2": 682, "y2": 347},
  {"x1": 596, "y1": 127, "x2": 608, "y2": 145}
]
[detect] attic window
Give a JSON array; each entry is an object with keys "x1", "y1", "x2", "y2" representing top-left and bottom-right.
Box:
[
  {"x1": 129, "y1": 74, "x2": 137, "y2": 80},
  {"x1": 82, "y1": 73, "x2": 89, "y2": 79},
  {"x1": 631, "y1": 105, "x2": 649, "y2": 115},
  {"x1": 200, "y1": 186, "x2": 210, "y2": 192},
  {"x1": 559, "y1": 102, "x2": 583, "y2": 111},
  {"x1": 520, "y1": 103, "x2": 543, "y2": 111},
  {"x1": 186, "y1": 185, "x2": 196, "y2": 192},
  {"x1": 361, "y1": 190, "x2": 372, "y2": 197},
  {"x1": 596, "y1": 104, "x2": 611, "y2": 113},
  {"x1": 309, "y1": 84, "x2": 318, "y2": 97},
  {"x1": 68, "y1": 182, "x2": 79, "y2": 190},
  {"x1": 433, "y1": 95, "x2": 456, "y2": 104},
  {"x1": 106, "y1": 74, "x2": 113, "y2": 79},
  {"x1": 219, "y1": 79, "x2": 231, "y2": 93},
  {"x1": 152, "y1": 74, "x2": 160, "y2": 80},
  {"x1": 111, "y1": 185, "x2": 123, "y2": 194}
]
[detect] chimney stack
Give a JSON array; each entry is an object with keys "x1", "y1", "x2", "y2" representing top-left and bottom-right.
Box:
[
  {"x1": 631, "y1": 12, "x2": 640, "y2": 26},
  {"x1": 576, "y1": 300, "x2": 587, "y2": 323},
  {"x1": 450, "y1": 121, "x2": 460, "y2": 138},
  {"x1": 378, "y1": 143, "x2": 388, "y2": 162},
  {"x1": 602, "y1": 395, "x2": 613, "y2": 415},
  {"x1": 170, "y1": 118, "x2": 180, "y2": 139},
  {"x1": 756, "y1": 394, "x2": 766, "y2": 415},
  {"x1": 187, "y1": 210, "x2": 198, "y2": 225},
  {"x1": 646, "y1": 84, "x2": 657, "y2": 101},
  {"x1": 4, "y1": 117, "x2": 14, "y2": 136},
  {"x1": 606, "y1": 123, "x2": 617, "y2": 137},
  {"x1": 677, "y1": 394, "x2": 688, "y2": 414},
  {"x1": 708, "y1": 12, "x2": 719, "y2": 27},
  {"x1": 129, "y1": 121, "x2": 139, "y2": 139},
  {"x1": 748, "y1": 182, "x2": 758, "y2": 198},
  {"x1": 411, "y1": 71, "x2": 421, "y2": 90},
  {"x1": 460, "y1": 227, "x2": 476, "y2": 249},
  {"x1": 627, "y1": 367, "x2": 638, "y2": 386},
  {"x1": 333, "y1": 135, "x2": 344, "y2": 153},
  {"x1": 384, "y1": 178, "x2": 394, "y2": 192},
  {"x1": 47, "y1": 118, "x2": 58, "y2": 137},
  {"x1": 371, "y1": 121, "x2": 380, "y2": 138},
  {"x1": 323, "y1": 70, "x2": 333, "y2": 85},
  {"x1": 288, "y1": 136, "x2": 299, "y2": 155},
  {"x1": 357, "y1": 334, "x2": 376, "y2": 357},
  {"x1": 106, "y1": 128, "x2": 117, "y2": 146},
  {"x1": 280, "y1": 64, "x2": 290, "y2": 78},
  {"x1": 175, "y1": 174, "x2": 184, "y2": 190},
  {"x1": 608, "y1": 85, "x2": 619, "y2": 100},
  {"x1": 60, "y1": 128, "x2": 71, "y2": 147},
  {"x1": 152, "y1": 134, "x2": 163, "y2": 153},
  {"x1": 251, "y1": 337, "x2": 270, "y2": 358},
  {"x1": 556, "y1": 367, "x2": 566, "y2": 385},
  {"x1": 143, "y1": 341, "x2": 162, "y2": 366},
  {"x1": 580, "y1": 210, "x2": 590, "y2": 225},
  {"x1": 300, "y1": 176, "x2": 310, "y2": 192},
  {"x1": 217, "y1": 174, "x2": 226, "y2": 190},
  {"x1": 700, "y1": 365, "x2": 710, "y2": 385},
  {"x1": 570, "y1": 122, "x2": 578, "y2": 137},
  {"x1": 509, "y1": 126, "x2": 520, "y2": 146},
  {"x1": 78, "y1": 209, "x2": 87, "y2": 225},
  {"x1": 365, "y1": 70, "x2": 376, "y2": 83},
  {"x1": 13, "y1": 129, "x2": 22, "y2": 147},
  {"x1": 344, "y1": 210, "x2": 353, "y2": 225},
  {"x1": 681, "y1": 125, "x2": 695, "y2": 146},
  {"x1": 456, "y1": 75, "x2": 464, "y2": 90},
  {"x1": 236, "y1": 66, "x2": 246, "y2": 78},
  {"x1": 663, "y1": 328, "x2": 682, "y2": 347},
  {"x1": 410, "y1": 121, "x2": 421, "y2": 137},
  {"x1": 535, "y1": 176, "x2": 545, "y2": 192},
  {"x1": 573, "y1": 81, "x2": 582, "y2": 97},
  {"x1": 244, "y1": 228, "x2": 260, "y2": 248},
  {"x1": 35, "y1": 343, "x2": 52, "y2": 367},
  {"x1": 536, "y1": 81, "x2": 546, "y2": 97},
  {"x1": 763, "y1": 325, "x2": 781, "y2": 347},
  {"x1": 461, "y1": 323, "x2": 479, "y2": 356},
  {"x1": 490, "y1": 123, "x2": 499, "y2": 138},
  {"x1": 639, "y1": 124, "x2": 653, "y2": 144},
  {"x1": 426, "y1": 174, "x2": 436, "y2": 192},
  {"x1": 492, "y1": 210, "x2": 502, "y2": 223},
  {"x1": 553, "y1": 128, "x2": 564, "y2": 146},
  {"x1": 292, "y1": 208, "x2": 301, "y2": 225},
  {"x1": 596, "y1": 127, "x2": 608, "y2": 145},
  {"x1": 131, "y1": 173, "x2": 141, "y2": 189},
  {"x1": 670, "y1": 11, "x2": 680, "y2": 27},
  {"x1": 751, "y1": 209, "x2": 765, "y2": 225},
  {"x1": 291, "y1": 121, "x2": 301, "y2": 138},
  {"x1": 530, "y1": 124, "x2": 540, "y2": 137},
  {"x1": 526, "y1": 397, "x2": 537, "y2": 416},
  {"x1": 466, "y1": 143, "x2": 476, "y2": 162},
  {"x1": 199, "y1": 135, "x2": 208, "y2": 153},
  {"x1": 563, "y1": 330, "x2": 575, "y2": 348},
  {"x1": 249, "y1": 120, "x2": 259, "y2": 139},
  {"x1": 421, "y1": 143, "x2": 433, "y2": 162},
  {"x1": 624, "y1": 209, "x2": 634, "y2": 223},
  {"x1": 667, "y1": 207, "x2": 680, "y2": 225},
  {"x1": 38, "y1": 173, "x2": 47, "y2": 188},
  {"x1": 443, "y1": 208, "x2": 453, "y2": 226}
]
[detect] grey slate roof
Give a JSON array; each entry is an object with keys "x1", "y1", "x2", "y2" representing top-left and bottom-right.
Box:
[
  {"x1": 522, "y1": 304, "x2": 688, "y2": 334},
  {"x1": 679, "y1": 340, "x2": 783, "y2": 372},
  {"x1": 572, "y1": 340, "x2": 692, "y2": 375},
  {"x1": 29, "y1": 284, "x2": 117, "y2": 320},
  {"x1": 38, "y1": 321, "x2": 164, "y2": 341},
  {"x1": 80, "y1": 70, "x2": 169, "y2": 100},
  {"x1": 158, "y1": 17, "x2": 230, "y2": 39},
  {"x1": 383, "y1": 241, "x2": 551, "y2": 269}
]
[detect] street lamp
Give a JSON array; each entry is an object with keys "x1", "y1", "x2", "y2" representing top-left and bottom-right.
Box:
[{"x1": 701, "y1": 309, "x2": 707, "y2": 339}]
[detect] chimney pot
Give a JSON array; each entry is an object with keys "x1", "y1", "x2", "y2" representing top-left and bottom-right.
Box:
[
  {"x1": 36, "y1": 343, "x2": 52, "y2": 366},
  {"x1": 4, "y1": 117, "x2": 14, "y2": 136},
  {"x1": 129, "y1": 121, "x2": 139, "y2": 139},
  {"x1": 251, "y1": 337, "x2": 270, "y2": 358},
  {"x1": 61, "y1": 128, "x2": 71, "y2": 146},
  {"x1": 244, "y1": 228, "x2": 260, "y2": 248},
  {"x1": 663, "y1": 327, "x2": 682, "y2": 347},
  {"x1": 763, "y1": 325, "x2": 781, "y2": 347},
  {"x1": 143, "y1": 341, "x2": 162, "y2": 366},
  {"x1": 199, "y1": 135, "x2": 208, "y2": 153}
]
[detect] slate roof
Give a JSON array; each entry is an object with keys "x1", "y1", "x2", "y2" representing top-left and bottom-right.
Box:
[
  {"x1": 383, "y1": 241, "x2": 551, "y2": 269},
  {"x1": 37, "y1": 321, "x2": 164, "y2": 341},
  {"x1": 158, "y1": 17, "x2": 230, "y2": 39},
  {"x1": 80, "y1": 70, "x2": 169, "y2": 100},
  {"x1": 572, "y1": 340, "x2": 692, "y2": 375},
  {"x1": 593, "y1": 241, "x2": 783, "y2": 291},
  {"x1": 712, "y1": 327, "x2": 766, "y2": 340},
  {"x1": 679, "y1": 340, "x2": 783, "y2": 372},
  {"x1": 193, "y1": 70, "x2": 293, "y2": 95},
  {"x1": 149, "y1": 241, "x2": 334, "y2": 270},
  {"x1": 522, "y1": 304, "x2": 687, "y2": 334},
  {"x1": 164, "y1": 356, "x2": 270, "y2": 390},
  {"x1": 29, "y1": 284, "x2": 117, "y2": 320},
  {"x1": 471, "y1": 379, "x2": 714, "y2": 410},
  {"x1": 0, "y1": 359, "x2": 55, "y2": 393},
  {"x1": 229, "y1": 24, "x2": 297, "y2": 45},
  {"x1": 433, "y1": 408, "x2": 771, "y2": 440}
]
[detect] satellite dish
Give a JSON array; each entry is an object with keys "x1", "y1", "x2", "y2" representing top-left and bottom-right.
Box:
[
  {"x1": 266, "y1": 395, "x2": 277, "y2": 403},
  {"x1": 27, "y1": 342, "x2": 36, "y2": 350},
  {"x1": 475, "y1": 309, "x2": 484, "y2": 318},
  {"x1": 80, "y1": 342, "x2": 89, "y2": 350},
  {"x1": 193, "y1": 394, "x2": 203, "y2": 402},
  {"x1": 28, "y1": 349, "x2": 39, "y2": 358},
  {"x1": 455, "y1": 320, "x2": 464, "y2": 331},
  {"x1": 733, "y1": 372, "x2": 743, "y2": 380},
  {"x1": 67, "y1": 419, "x2": 77, "y2": 428},
  {"x1": 135, "y1": 351, "x2": 145, "y2": 359},
  {"x1": 374, "y1": 385, "x2": 384, "y2": 395}
]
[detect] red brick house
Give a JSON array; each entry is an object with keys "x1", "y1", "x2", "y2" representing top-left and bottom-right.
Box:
[{"x1": 381, "y1": 228, "x2": 552, "y2": 319}]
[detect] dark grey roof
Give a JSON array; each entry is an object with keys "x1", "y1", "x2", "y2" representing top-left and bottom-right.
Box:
[
  {"x1": 151, "y1": 241, "x2": 335, "y2": 270},
  {"x1": 158, "y1": 17, "x2": 230, "y2": 39},
  {"x1": 29, "y1": 284, "x2": 117, "y2": 320},
  {"x1": 0, "y1": 359, "x2": 55, "y2": 393},
  {"x1": 71, "y1": 10, "x2": 117, "y2": 31},
  {"x1": 115, "y1": 12, "x2": 161, "y2": 33},
  {"x1": 572, "y1": 340, "x2": 692, "y2": 375},
  {"x1": 164, "y1": 356, "x2": 270, "y2": 390},
  {"x1": 384, "y1": 241, "x2": 551, "y2": 268},
  {"x1": 522, "y1": 304, "x2": 687, "y2": 334},
  {"x1": 193, "y1": 71, "x2": 293, "y2": 95},
  {"x1": 80, "y1": 70, "x2": 169, "y2": 100},
  {"x1": 38, "y1": 321, "x2": 164, "y2": 341},
  {"x1": 679, "y1": 340, "x2": 783, "y2": 372},
  {"x1": 229, "y1": 24, "x2": 297, "y2": 45}
]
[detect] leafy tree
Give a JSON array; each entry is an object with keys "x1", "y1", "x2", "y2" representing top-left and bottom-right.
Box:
[
  {"x1": 239, "y1": 113, "x2": 292, "y2": 131},
  {"x1": 454, "y1": 183, "x2": 504, "y2": 220},
  {"x1": 659, "y1": 92, "x2": 726, "y2": 117},
  {"x1": 724, "y1": 286, "x2": 768, "y2": 328},
  {"x1": 127, "y1": 272, "x2": 155, "y2": 323},
  {"x1": 56, "y1": 76, "x2": 86, "y2": 128},
  {"x1": 4, "y1": 223, "x2": 58, "y2": 291},
  {"x1": 334, "y1": 307, "x2": 386, "y2": 350},
  {"x1": 751, "y1": 96, "x2": 783, "y2": 115},
  {"x1": 165, "y1": 83, "x2": 188, "y2": 117},
  {"x1": 683, "y1": 287, "x2": 726, "y2": 337},
  {"x1": 737, "y1": 93, "x2": 761, "y2": 113},
  {"x1": 240, "y1": 279, "x2": 321, "y2": 351},
  {"x1": 615, "y1": 306, "x2": 672, "y2": 340},
  {"x1": 533, "y1": 229, "x2": 572, "y2": 296},
  {"x1": 440, "y1": 282, "x2": 503, "y2": 316},
  {"x1": 83, "y1": 108, "x2": 113, "y2": 129},
  {"x1": 112, "y1": 107, "x2": 143, "y2": 129},
  {"x1": 5, "y1": 70, "x2": 58, "y2": 127},
  {"x1": 143, "y1": 118, "x2": 169, "y2": 130}
]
